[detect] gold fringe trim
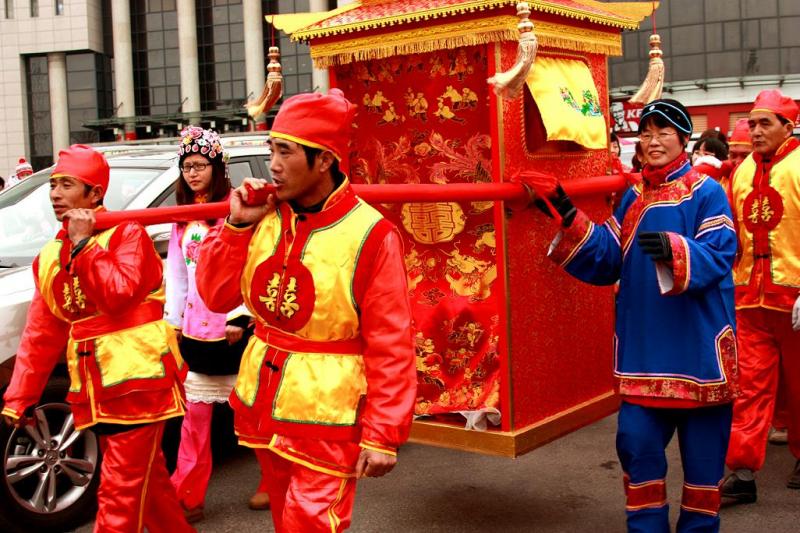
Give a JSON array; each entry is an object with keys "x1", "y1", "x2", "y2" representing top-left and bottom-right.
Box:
[
  {"x1": 309, "y1": 15, "x2": 621, "y2": 68},
  {"x1": 535, "y1": 20, "x2": 622, "y2": 56},
  {"x1": 310, "y1": 16, "x2": 520, "y2": 68},
  {"x1": 293, "y1": 0, "x2": 650, "y2": 41}
]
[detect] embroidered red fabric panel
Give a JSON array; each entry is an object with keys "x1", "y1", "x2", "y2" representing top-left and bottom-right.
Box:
[{"x1": 336, "y1": 46, "x2": 501, "y2": 416}]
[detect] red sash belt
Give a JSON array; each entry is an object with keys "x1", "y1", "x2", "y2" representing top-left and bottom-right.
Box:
[
  {"x1": 255, "y1": 323, "x2": 363, "y2": 354},
  {"x1": 70, "y1": 300, "x2": 164, "y2": 341}
]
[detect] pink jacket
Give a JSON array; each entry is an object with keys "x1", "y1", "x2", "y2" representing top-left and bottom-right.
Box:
[{"x1": 164, "y1": 220, "x2": 247, "y2": 340}]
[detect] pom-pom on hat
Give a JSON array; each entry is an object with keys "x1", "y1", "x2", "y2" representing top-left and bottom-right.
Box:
[
  {"x1": 15, "y1": 158, "x2": 33, "y2": 177},
  {"x1": 270, "y1": 88, "x2": 356, "y2": 177},
  {"x1": 177, "y1": 126, "x2": 226, "y2": 162},
  {"x1": 51, "y1": 145, "x2": 110, "y2": 194},
  {"x1": 638, "y1": 98, "x2": 693, "y2": 135},
  {"x1": 751, "y1": 89, "x2": 799, "y2": 125},
  {"x1": 729, "y1": 118, "x2": 752, "y2": 147}
]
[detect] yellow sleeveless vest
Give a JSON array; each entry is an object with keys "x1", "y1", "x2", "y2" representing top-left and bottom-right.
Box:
[
  {"x1": 731, "y1": 147, "x2": 800, "y2": 301},
  {"x1": 37, "y1": 227, "x2": 180, "y2": 395},
  {"x1": 235, "y1": 200, "x2": 384, "y2": 427}
]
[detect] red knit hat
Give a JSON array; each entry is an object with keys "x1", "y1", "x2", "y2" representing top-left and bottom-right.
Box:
[
  {"x1": 751, "y1": 89, "x2": 799, "y2": 125},
  {"x1": 270, "y1": 89, "x2": 356, "y2": 176},
  {"x1": 51, "y1": 144, "x2": 110, "y2": 194},
  {"x1": 15, "y1": 158, "x2": 33, "y2": 177},
  {"x1": 728, "y1": 118, "x2": 751, "y2": 147}
]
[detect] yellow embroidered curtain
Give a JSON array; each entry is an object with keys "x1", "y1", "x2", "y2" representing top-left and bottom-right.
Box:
[{"x1": 525, "y1": 56, "x2": 607, "y2": 150}]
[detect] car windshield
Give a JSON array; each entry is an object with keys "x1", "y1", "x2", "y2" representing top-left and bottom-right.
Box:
[{"x1": 0, "y1": 167, "x2": 164, "y2": 267}]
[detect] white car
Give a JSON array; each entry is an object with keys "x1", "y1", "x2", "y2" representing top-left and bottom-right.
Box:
[{"x1": 0, "y1": 142, "x2": 270, "y2": 532}]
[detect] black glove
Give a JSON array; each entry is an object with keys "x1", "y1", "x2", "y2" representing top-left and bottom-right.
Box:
[
  {"x1": 532, "y1": 184, "x2": 577, "y2": 227},
  {"x1": 638, "y1": 231, "x2": 672, "y2": 261}
]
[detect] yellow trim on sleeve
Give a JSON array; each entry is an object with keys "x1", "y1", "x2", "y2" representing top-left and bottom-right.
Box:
[
  {"x1": 1, "y1": 407, "x2": 21, "y2": 420},
  {"x1": 224, "y1": 220, "x2": 255, "y2": 232},
  {"x1": 359, "y1": 441, "x2": 397, "y2": 457}
]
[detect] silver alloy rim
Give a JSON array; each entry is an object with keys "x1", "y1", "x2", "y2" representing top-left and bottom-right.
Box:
[{"x1": 3, "y1": 403, "x2": 98, "y2": 514}]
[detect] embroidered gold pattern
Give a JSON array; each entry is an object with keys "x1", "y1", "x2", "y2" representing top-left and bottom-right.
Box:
[
  {"x1": 280, "y1": 277, "x2": 300, "y2": 318},
  {"x1": 72, "y1": 278, "x2": 86, "y2": 310},
  {"x1": 61, "y1": 276, "x2": 87, "y2": 313},
  {"x1": 401, "y1": 202, "x2": 466, "y2": 244},
  {"x1": 259, "y1": 272, "x2": 282, "y2": 313}
]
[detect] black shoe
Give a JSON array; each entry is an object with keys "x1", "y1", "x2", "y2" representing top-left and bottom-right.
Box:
[
  {"x1": 788, "y1": 460, "x2": 800, "y2": 489},
  {"x1": 721, "y1": 473, "x2": 757, "y2": 504}
]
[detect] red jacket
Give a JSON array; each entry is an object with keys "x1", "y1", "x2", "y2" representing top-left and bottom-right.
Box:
[
  {"x1": 2, "y1": 221, "x2": 186, "y2": 430},
  {"x1": 196, "y1": 182, "x2": 415, "y2": 474}
]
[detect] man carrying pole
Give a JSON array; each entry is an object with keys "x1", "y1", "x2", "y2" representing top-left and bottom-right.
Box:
[
  {"x1": 195, "y1": 89, "x2": 416, "y2": 532},
  {"x1": 1, "y1": 145, "x2": 194, "y2": 532}
]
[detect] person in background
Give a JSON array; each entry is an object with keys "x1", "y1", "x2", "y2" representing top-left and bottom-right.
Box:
[
  {"x1": 165, "y1": 126, "x2": 271, "y2": 522},
  {"x1": 195, "y1": 89, "x2": 416, "y2": 532},
  {"x1": 692, "y1": 136, "x2": 734, "y2": 189},
  {"x1": 523, "y1": 98, "x2": 737, "y2": 532},
  {"x1": 6, "y1": 157, "x2": 33, "y2": 188},
  {"x1": 0, "y1": 176, "x2": 5, "y2": 192},
  {"x1": 728, "y1": 118, "x2": 754, "y2": 168},
  {"x1": 727, "y1": 116, "x2": 784, "y2": 446},
  {"x1": 1, "y1": 145, "x2": 194, "y2": 532},
  {"x1": 630, "y1": 140, "x2": 645, "y2": 172},
  {"x1": 610, "y1": 131, "x2": 622, "y2": 158},
  {"x1": 693, "y1": 136, "x2": 729, "y2": 163},
  {"x1": 723, "y1": 89, "x2": 800, "y2": 503}
]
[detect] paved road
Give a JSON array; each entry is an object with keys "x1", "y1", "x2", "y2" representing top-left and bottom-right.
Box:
[{"x1": 77, "y1": 415, "x2": 799, "y2": 532}]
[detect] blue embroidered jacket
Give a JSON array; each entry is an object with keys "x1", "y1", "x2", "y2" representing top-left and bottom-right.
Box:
[{"x1": 549, "y1": 160, "x2": 738, "y2": 405}]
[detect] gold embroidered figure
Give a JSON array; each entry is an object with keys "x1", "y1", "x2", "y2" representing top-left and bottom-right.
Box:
[
  {"x1": 72, "y1": 277, "x2": 86, "y2": 310},
  {"x1": 280, "y1": 277, "x2": 300, "y2": 318},
  {"x1": 62, "y1": 282, "x2": 73, "y2": 312},
  {"x1": 259, "y1": 272, "x2": 281, "y2": 313},
  {"x1": 747, "y1": 199, "x2": 761, "y2": 224},
  {"x1": 761, "y1": 197, "x2": 775, "y2": 222}
]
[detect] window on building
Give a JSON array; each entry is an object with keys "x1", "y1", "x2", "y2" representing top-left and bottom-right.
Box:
[
  {"x1": 130, "y1": 0, "x2": 181, "y2": 116},
  {"x1": 26, "y1": 56, "x2": 53, "y2": 169},
  {"x1": 55, "y1": 0, "x2": 63, "y2": 15},
  {"x1": 5, "y1": 0, "x2": 14, "y2": 19},
  {"x1": 30, "y1": 0, "x2": 37, "y2": 17}
]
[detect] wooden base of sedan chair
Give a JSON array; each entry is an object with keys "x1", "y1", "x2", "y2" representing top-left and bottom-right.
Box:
[{"x1": 409, "y1": 391, "x2": 620, "y2": 458}]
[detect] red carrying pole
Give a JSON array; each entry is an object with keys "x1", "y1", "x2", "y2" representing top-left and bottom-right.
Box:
[{"x1": 93, "y1": 174, "x2": 632, "y2": 230}]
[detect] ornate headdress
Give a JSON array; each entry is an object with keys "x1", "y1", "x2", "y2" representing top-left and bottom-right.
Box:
[{"x1": 177, "y1": 126, "x2": 226, "y2": 161}]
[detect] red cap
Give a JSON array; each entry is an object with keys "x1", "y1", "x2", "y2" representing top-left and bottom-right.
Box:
[
  {"x1": 51, "y1": 145, "x2": 110, "y2": 194},
  {"x1": 751, "y1": 89, "x2": 799, "y2": 125},
  {"x1": 729, "y1": 118, "x2": 752, "y2": 147},
  {"x1": 270, "y1": 89, "x2": 356, "y2": 176}
]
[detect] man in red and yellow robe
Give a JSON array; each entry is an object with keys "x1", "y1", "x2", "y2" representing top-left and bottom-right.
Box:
[
  {"x1": 196, "y1": 89, "x2": 416, "y2": 532},
  {"x1": 723, "y1": 89, "x2": 800, "y2": 501},
  {"x1": 1, "y1": 145, "x2": 193, "y2": 532}
]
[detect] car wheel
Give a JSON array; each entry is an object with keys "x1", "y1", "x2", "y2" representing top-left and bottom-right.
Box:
[{"x1": 0, "y1": 377, "x2": 100, "y2": 532}]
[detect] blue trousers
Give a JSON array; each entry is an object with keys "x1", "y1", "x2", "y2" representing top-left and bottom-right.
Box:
[{"x1": 616, "y1": 401, "x2": 732, "y2": 533}]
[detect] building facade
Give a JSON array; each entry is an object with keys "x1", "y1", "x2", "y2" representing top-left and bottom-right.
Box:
[
  {"x1": 609, "y1": 0, "x2": 800, "y2": 136},
  {"x1": 0, "y1": 0, "x2": 338, "y2": 174}
]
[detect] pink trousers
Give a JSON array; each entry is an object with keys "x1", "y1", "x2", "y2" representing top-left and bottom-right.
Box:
[{"x1": 170, "y1": 401, "x2": 270, "y2": 510}]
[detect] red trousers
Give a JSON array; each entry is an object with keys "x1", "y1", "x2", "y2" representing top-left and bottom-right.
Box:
[
  {"x1": 726, "y1": 308, "x2": 800, "y2": 471},
  {"x1": 94, "y1": 421, "x2": 195, "y2": 533},
  {"x1": 259, "y1": 449, "x2": 358, "y2": 533}
]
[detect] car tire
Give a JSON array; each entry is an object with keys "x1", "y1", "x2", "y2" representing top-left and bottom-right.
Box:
[{"x1": 0, "y1": 377, "x2": 101, "y2": 533}]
